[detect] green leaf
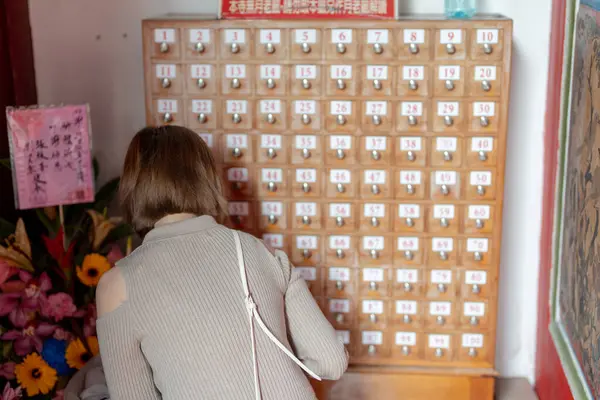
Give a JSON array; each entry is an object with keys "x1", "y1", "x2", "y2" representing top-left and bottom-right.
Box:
[
  {"x1": 93, "y1": 177, "x2": 120, "y2": 212},
  {"x1": 0, "y1": 158, "x2": 11, "y2": 170},
  {"x1": 0, "y1": 218, "x2": 16, "y2": 238},
  {"x1": 35, "y1": 209, "x2": 59, "y2": 235}
]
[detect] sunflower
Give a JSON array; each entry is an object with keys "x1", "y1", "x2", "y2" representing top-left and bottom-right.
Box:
[
  {"x1": 14, "y1": 353, "x2": 57, "y2": 396},
  {"x1": 76, "y1": 254, "x2": 111, "y2": 286},
  {"x1": 65, "y1": 336, "x2": 99, "y2": 370}
]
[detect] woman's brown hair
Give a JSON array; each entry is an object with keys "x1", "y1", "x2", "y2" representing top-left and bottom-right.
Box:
[{"x1": 119, "y1": 125, "x2": 227, "y2": 236}]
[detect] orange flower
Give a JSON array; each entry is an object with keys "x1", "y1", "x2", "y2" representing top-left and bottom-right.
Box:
[
  {"x1": 76, "y1": 254, "x2": 111, "y2": 287},
  {"x1": 65, "y1": 336, "x2": 99, "y2": 370},
  {"x1": 15, "y1": 353, "x2": 57, "y2": 396}
]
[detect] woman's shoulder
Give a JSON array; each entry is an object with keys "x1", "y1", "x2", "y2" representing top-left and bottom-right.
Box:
[{"x1": 96, "y1": 267, "x2": 127, "y2": 318}]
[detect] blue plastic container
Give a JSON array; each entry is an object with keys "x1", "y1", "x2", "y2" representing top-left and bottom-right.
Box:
[{"x1": 444, "y1": 0, "x2": 477, "y2": 19}]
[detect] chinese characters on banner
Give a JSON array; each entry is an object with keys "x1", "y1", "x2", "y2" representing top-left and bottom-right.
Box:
[
  {"x1": 220, "y1": 0, "x2": 395, "y2": 18},
  {"x1": 6, "y1": 105, "x2": 95, "y2": 210}
]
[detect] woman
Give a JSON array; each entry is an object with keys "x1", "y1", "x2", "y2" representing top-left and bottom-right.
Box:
[{"x1": 96, "y1": 125, "x2": 348, "y2": 400}]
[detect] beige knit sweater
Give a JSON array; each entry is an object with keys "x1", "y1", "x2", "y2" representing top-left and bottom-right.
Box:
[{"x1": 96, "y1": 215, "x2": 348, "y2": 400}]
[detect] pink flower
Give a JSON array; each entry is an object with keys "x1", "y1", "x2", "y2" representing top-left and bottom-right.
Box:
[
  {"x1": 1, "y1": 320, "x2": 57, "y2": 356},
  {"x1": 53, "y1": 328, "x2": 74, "y2": 342},
  {"x1": 0, "y1": 382, "x2": 22, "y2": 400},
  {"x1": 106, "y1": 244, "x2": 124, "y2": 265},
  {"x1": 52, "y1": 390, "x2": 64, "y2": 400},
  {"x1": 83, "y1": 304, "x2": 97, "y2": 337},
  {"x1": 0, "y1": 260, "x2": 17, "y2": 286},
  {"x1": 0, "y1": 362, "x2": 15, "y2": 380},
  {"x1": 40, "y1": 293, "x2": 76, "y2": 322},
  {"x1": 0, "y1": 272, "x2": 52, "y2": 327}
]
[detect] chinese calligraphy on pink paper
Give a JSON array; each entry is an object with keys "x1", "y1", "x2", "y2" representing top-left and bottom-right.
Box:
[
  {"x1": 6, "y1": 105, "x2": 95, "y2": 210},
  {"x1": 221, "y1": 0, "x2": 394, "y2": 19}
]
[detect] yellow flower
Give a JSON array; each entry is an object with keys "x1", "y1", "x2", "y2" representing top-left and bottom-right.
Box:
[
  {"x1": 87, "y1": 209, "x2": 122, "y2": 251},
  {"x1": 15, "y1": 353, "x2": 57, "y2": 396},
  {"x1": 0, "y1": 218, "x2": 33, "y2": 272},
  {"x1": 76, "y1": 254, "x2": 111, "y2": 287},
  {"x1": 66, "y1": 336, "x2": 100, "y2": 370}
]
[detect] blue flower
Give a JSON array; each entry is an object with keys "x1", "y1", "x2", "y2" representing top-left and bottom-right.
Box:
[{"x1": 41, "y1": 338, "x2": 71, "y2": 376}]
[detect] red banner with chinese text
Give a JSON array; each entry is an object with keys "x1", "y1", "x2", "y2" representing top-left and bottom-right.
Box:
[{"x1": 220, "y1": 0, "x2": 396, "y2": 19}]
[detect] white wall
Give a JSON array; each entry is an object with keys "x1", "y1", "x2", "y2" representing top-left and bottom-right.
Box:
[{"x1": 29, "y1": 0, "x2": 550, "y2": 383}]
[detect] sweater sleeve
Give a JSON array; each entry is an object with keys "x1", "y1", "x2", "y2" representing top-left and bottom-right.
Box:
[
  {"x1": 96, "y1": 305, "x2": 161, "y2": 400},
  {"x1": 275, "y1": 251, "x2": 349, "y2": 380}
]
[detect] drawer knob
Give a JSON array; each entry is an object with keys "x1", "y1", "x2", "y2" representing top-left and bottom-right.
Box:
[
  {"x1": 443, "y1": 115, "x2": 454, "y2": 126},
  {"x1": 266, "y1": 113, "x2": 276, "y2": 124},
  {"x1": 230, "y1": 43, "x2": 240, "y2": 54},
  {"x1": 267, "y1": 148, "x2": 277, "y2": 159},
  {"x1": 231, "y1": 182, "x2": 242, "y2": 191},
  {"x1": 408, "y1": 115, "x2": 418, "y2": 126},
  {"x1": 373, "y1": 43, "x2": 383, "y2": 54},
  {"x1": 405, "y1": 217, "x2": 414, "y2": 227},
  {"x1": 468, "y1": 348, "x2": 478, "y2": 358},
  {"x1": 369, "y1": 281, "x2": 378, "y2": 291},
  {"x1": 403, "y1": 282, "x2": 413, "y2": 292},
  {"x1": 477, "y1": 185, "x2": 486, "y2": 196},
  {"x1": 336, "y1": 149, "x2": 346, "y2": 160},
  {"x1": 336, "y1": 43, "x2": 347, "y2": 54},
  {"x1": 371, "y1": 185, "x2": 380, "y2": 195},
  {"x1": 483, "y1": 43, "x2": 493, "y2": 54},
  {"x1": 402, "y1": 346, "x2": 411, "y2": 356},
  {"x1": 409, "y1": 79, "x2": 419, "y2": 91},
  {"x1": 266, "y1": 78, "x2": 276, "y2": 89},
  {"x1": 404, "y1": 250, "x2": 413, "y2": 261},
  {"x1": 336, "y1": 114, "x2": 347, "y2": 126},
  {"x1": 472, "y1": 284, "x2": 481, "y2": 294},
  {"x1": 445, "y1": 79, "x2": 455, "y2": 91},
  {"x1": 372, "y1": 115, "x2": 382, "y2": 126},
  {"x1": 336, "y1": 79, "x2": 346, "y2": 90},
  {"x1": 195, "y1": 42, "x2": 205, "y2": 53},
  {"x1": 163, "y1": 112, "x2": 173, "y2": 124},
  {"x1": 470, "y1": 316, "x2": 480, "y2": 326},
  {"x1": 474, "y1": 251, "x2": 483, "y2": 262},
  {"x1": 301, "y1": 42, "x2": 311, "y2": 54},
  {"x1": 403, "y1": 314, "x2": 412, "y2": 324},
  {"x1": 231, "y1": 78, "x2": 241, "y2": 89},
  {"x1": 302, "y1": 249, "x2": 312, "y2": 259},
  {"x1": 265, "y1": 42, "x2": 275, "y2": 54},
  {"x1": 159, "y1": 42, "x2": 169, "y2": 53},
  {"x1": 267, "y1": 214, "x2": 278, "y2": 225},
  {"x1": 232, "y1": 113, "x2": 242, "y2": 124},
  {"x1": 443, "y1": 151, "x2": 453, "y2": 162},
  {"x1": 161, "y1": 78, "x2": 171, "y2": 89},
  {"x1": 441, "y1": 184, "x2": 449, "y2": 196},
  {"x1": 475, "y1": 219, "x2": 485, "y2": 229},
  {"x1": 371, "y1": 217, "x2": 379, "y2": 227},
  {"x1": 197, "y1": 78, "x2": 206, "y2": 89},
  {"x1": 232, "y1": 215, "x2": 242, "y2": 226},
  {"x1": 336, "y1": 248, "x2": 345, "y2": 259},
  {"x1": 439, "y1": 251, "x2": 448, "y2": 261},
  {"x1": 302, "y1": 215, "x2": 312, "y2": 225},
  {"x1": 301, "y1": 148, "x2": 311, "y2": 159},
  {"x1": 437, "y1": 283, "x2": 447, "y2": 293},
  {"x1": 481, "y1": 80, "x2": 492, "y2": 92},
  {"x1": 336, "y1": 183, "x2": 345, "y2": 193},
  {"x1": 198, "y1": 113, "x2": 207, "y2": 124},
  {"x1": 302, "y1": 182, "x2": 311, "y2": 193},
  {"x1": 301, "y1": 78, "x2": 312, "y2": 90},
  {"x1": 407, "y1": 150, "x2": 416, "y2": 162},
  {"x1": 406, "y1": 184, "x2": 415, "y2": 195},
  {"x1": 371, "y1": 150, "x2": 381, "y2": 161},
  {"x1": 435, "y1": 348, "x2": 444, "y2": 358},
  {"x1": 446, "y1": 43, "x2": 456, "y2": 54},
  {"x1": 301, "y1": 113, "x2": 312, "y2": 125},
  {"x1": 335, "y1": 313, "x2": 344, "y2": 323},
  {"x1": 369, "y1": 313, "x2": 378, "y2": 323},
  {"x1": 480, "y1": 116, "x2": 490, "y2": 127},
  {"x1": 370, "y1": 249, "x2": 379, "y2": 259},
  {"x1": 368, "y1": 345, "x2": 377, "y2": 355},
  {"x1": 440, "y1": 217, "x2": 449, "y2": 228},
  {"x1": 373, "y1": 79, "x2": 382, "y2": 91},
  {"x1": 479, "y1": 150, "x2": 488, "y2": 161},
  {"x1": 436, "y1": 316, "x2": 446, "y2": 325},
  {"x1": 267, "y1": 181, "x2": 277, "y2": 192},
  {"x1": 335, "y1": 216, "x2": 345, "y2": 228},
  {"x1": 409, "y1": 43, "x2": 419, "y2": 54},
  {"x1": 232, "y1": 147, "x2": 242, "y2": 158},
  {"x1": 335, "y1": 281, "x2": 344, "y2": 290}
]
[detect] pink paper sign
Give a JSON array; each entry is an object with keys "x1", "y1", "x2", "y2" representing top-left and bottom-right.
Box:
[{"x1": 6, "y1": 105, "x2": 95, "y2": 209}]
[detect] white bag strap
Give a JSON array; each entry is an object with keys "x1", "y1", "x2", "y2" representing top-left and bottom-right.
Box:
[{"x1": 232, "y1": 231, "x2": 321, "y2": 400}]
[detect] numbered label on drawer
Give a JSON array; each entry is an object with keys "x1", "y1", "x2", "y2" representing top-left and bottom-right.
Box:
[
  {"x1": 331, "y1": 101, "x2": 352, "y2": 115},
  {"x1": 263, "y1": 233, "x2": 283, "y2": 248},
  {"x1": 396, "y1": 300, "x2": 417, "y2": 314},
  {"x1": 400, "y1": 171, "x2": 421, "y2": 184},
  {"x1": 261, "y1": 135, "x2": 282, "y2": 149},
  {"x1": 262, "y1": 168, "x2": 283, "y2": 182},
  {"x1": 368, "y1": 29, "x2": 389, "y2": 43},
  {"x1": 472, "y1": 137, "x2": 494, "y2": 152},
  {"x1": 198, "y1": 133, "x2": 213, "y2": 148},
  {"x1": 227, "y1": 100, "x2": 247, "y2": 114},
  {"x1": 330, "y1": 135, "x2": 352, "y2": 149},
  {"x1": 438, "y1": 102, "x2": 459, "y2": 116},
  {"x1": 260, "y1": 100, "x2": 281, "y2": 114},
  {"x1": 474, "y1": 102, "x2": 495, "y2": 117},
  {"x1": 431, "y1": 270, "x2": 452, "y2": 284},
  {"x1": 462, "y1": 334, "x2": 484, "y2": 348},
  {"x1": 477, "y1": 29, "x2": 499, "y2": 44},
  {"x1": 363, "y1": 300, "x2": 384, "y2": 314},
  {"x1": 396, "y1": 332, "x2": 417, "y2": 346},
  {"x1": 225, "y1": 29, "x2": 245, "y2": 43},
  {"x1": 156, "y1": 64, "x2": 176, "y2": 78},
  {"x1": 296, "y1": 169, "x2": 317, "y2": 182},
  {"x1": 329, "y1": 267, "x2": 351, "y2": 281},
  {"x1": 467, "y1": 238, "x2": 489, "y2": 252},
  {"x1": 430, "y1": 302, "x2": 452, "y2": 316},
  {"x1": 337, "y1": 330, "x2": 351, "y2": 345},
  {"x1": 261, "y1": 65, "x2": 281, "y2": 79},
  {"x1": 363, "y1": 268, "x2": 385, "y2": 282},
  {"x1": 469, "y1": 205, "x2": 490, "y2": 219},
  {"x1": 402, "y1": 102, "x2": 423, "y2": 116},
  {"x1": 296, "y1": 135, "x2": 317, "y2": 149},
  {"x1": 362, "y1": 331, "x2": 383, "y2": 345},
  {"x1": 330, "y1": 169, "x2": 351, "y2": 183},
  {"x1": 440, "y1": 29, "x2": 462, "y2": 44},
  {"x1": 296, "y1": 29, "x2": 317, "y2": 43},
  {"x1": 398, "y1": 237, "x2": 419, "y2": 251},
  {"x1": 296, "y1": 202, "x2": 317, "y2": 216},
  {"x1": 404, "y1": 29, "x2": 425, "y2": 44},
  {"x1": 400, "y1": 137, "x2": 422, "y2": 151},
  {"x1": 154, "y1": 29, "x2": 175, "y2": 43},
  {"x1": 366, "y1": 137, "x2": 387, "y2": 150},
  {"x1": 191, "y1": 64, "x2": 211, "y2": 79},
  {"x1": 229, "y1": 202, "x2": 249, "y2": 216},
  {"x1": 475, "y1": 66, "x2": 497, "y2": 81},
  {"x1": 192, "y1": 100, "x2": 212, "y2": 114},
  {"x1": 227, "y1": 168, "x2": 248, "y2": 182},
  {"x1": 432, "y1": 238, "x2": 453, "y2": 251},
  {"x1": 464, "y1": 302, "x2": 485, "y2": 317},
  {"x1": 260, "y1": 29, "x2": 280, "y2": 44},
  {"x1": 365, "y1": 204, "x2": 386, "y2": 217},
  {"x1": 332, "y1": 29, "x2": 352, "y2": 43},
  {"x1": 296, "y1": 65, "x2": 317, "y2": 79},
  {"x1": 465, "y1": 270, "x2": 487, "y2": 285},
  {"x1": 225, "y1": 64, "x2": 246, "y2": 78},
  {"x1": 262, "y1": 201, "x2": 283, "y2": 216},
  {"x1": 190, "y1": 29, "x2": 210, "y2": 43},
  {"x1": 366, "y1": 101, "x2": 387, "y2": 116},
  {"x1": 367, "y1": 66, "x2": 389, "y2": 80},
  {"x1": 158, "y1": 99, "x2": 177, "y2": 113},
  {"x1": 295, "y1": 100, "x2": 316, "y2": 114},
  {"x1": 429, "y1": 334, "x2": 450, "y2": 349},
  {"x1": 330, "y1": 204, "x2": 351, "y2": 218},
  {"x1": 437, "y1": 137, "x2": 457, "y2": 152},
  {"x1": 434, "y1": 205, "x2": 455, "y2": 219},
  {"x1": 330, "y1": 299, "x2": 350, "y2": 313},
  {"x1": 435, "y1": 171, "x2": 457, "y2": 185},
  {"x1": 399, "y1": 204, "x2": 420, "y2": 218},
  {"x1": 329, "y1": 235, "x2": 351, "y2": 249},
  {"x1": 331, "y1": 65, "x2": 352, "y2": 79},
  {"x1": 403, "y1": 66, "x2": 424, "y2": 80},
  {"x1": 470, "y1": 171, "x2": 492, "y2": 186},
  {"x1": 397, "y1": 269, "x2": 418, "y2": 283},
  {"x1": 297, "y1": 235, "x2": 318, "y2": 249},
  {"x1": 365, "y1": 170, "x2": 387, "y2": 184},
  {"x1": 226, "y1": 134, "x2": 248, "y2": 148},
  {"x1": 296, "y1": 267, "x2": 317, "y2": 281},
  {"x1": 439, "y1": 65, "x2": 460, "y2": 80},
  {"x1": 364, "y1": 236, "x2": 385, "y2": 250}
]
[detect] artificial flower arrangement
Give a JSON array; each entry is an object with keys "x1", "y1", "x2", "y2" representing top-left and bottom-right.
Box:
[{"x1": 0, "y1": 160, "x2": 133, "y2": 399}]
